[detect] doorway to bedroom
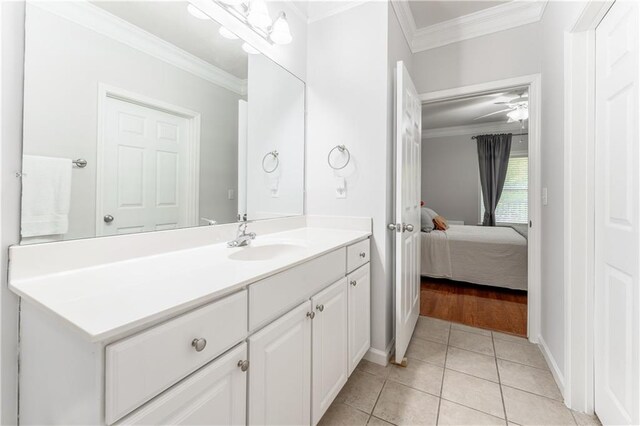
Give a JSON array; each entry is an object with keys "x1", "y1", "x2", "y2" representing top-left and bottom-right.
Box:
[{"x1": 419, "y1": 85, "x2": 532, "y2": 337}]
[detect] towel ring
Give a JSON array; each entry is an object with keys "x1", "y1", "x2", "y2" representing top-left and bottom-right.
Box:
[
  {"x1": 327, "y1": 145, "x2": 350, "y2": 170},
  {"x1": 262, "y1": 150, "x2": 279, "y2": 173}
]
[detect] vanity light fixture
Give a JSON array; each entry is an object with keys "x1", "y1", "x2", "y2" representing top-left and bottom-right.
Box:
[
  {"x1": 219, "y1": 26, "x2": 239, "y2": 39},
  {"x1": 187, "y1": 4, "x2": 211, "y2": 20},
  {"x1": 212, "y1": 1, "x2": 293, "y2": 46},
  {"x1": 242, "y1": 42, "x2": 260, "y2": 54},
  {"x1": 270, "y1": 13, "x2": 292, "y2": 45},
  {"x1": 247, "y1": 0, "x2": 271, "y2": 31}
]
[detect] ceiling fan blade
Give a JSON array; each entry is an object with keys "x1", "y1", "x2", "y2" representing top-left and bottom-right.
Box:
[{"x1": 474, "y1": 108, "x2": 514, "y2": 120}]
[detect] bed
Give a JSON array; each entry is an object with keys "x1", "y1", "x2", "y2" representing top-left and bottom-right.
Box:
[{"x1": 421, "y1": 225, "x2": 528, "y2": 291}]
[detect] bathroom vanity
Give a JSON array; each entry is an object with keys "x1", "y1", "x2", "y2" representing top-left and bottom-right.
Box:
[{"x1": 10, "y1": 216, "x2": 372, "y2": 425}]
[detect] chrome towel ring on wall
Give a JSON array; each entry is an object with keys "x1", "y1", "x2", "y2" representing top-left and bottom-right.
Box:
[
  {"x1": 327, "y1": 145, "x2": 350, "y2": 170},
  {"x1": 262, "y1": 150, "x2": 279, "y2": 173}
]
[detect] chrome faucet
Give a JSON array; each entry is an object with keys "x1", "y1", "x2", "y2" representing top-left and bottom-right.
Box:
[{"x1": 227, "y1": 222, "x2": 256, "y2": 248}]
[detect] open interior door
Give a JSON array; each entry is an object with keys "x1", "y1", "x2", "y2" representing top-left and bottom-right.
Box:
[
  {"x1": 594, "y1": 1, "x2": 640, "y2": 424},
  {"x1": 393, "y1": 60, "x2": 422, "y2": 364}
]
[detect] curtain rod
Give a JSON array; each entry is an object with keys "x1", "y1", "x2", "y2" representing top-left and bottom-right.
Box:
[{"x1": 471, "y1": 132, "x2": 528, "y2": 140}]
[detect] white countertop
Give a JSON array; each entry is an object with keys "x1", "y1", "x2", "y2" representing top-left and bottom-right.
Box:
[{"x1": 10, "y1": 227, "x2": 370, "y2": 342}]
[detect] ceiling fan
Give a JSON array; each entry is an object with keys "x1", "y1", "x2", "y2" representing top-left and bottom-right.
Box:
[{"x1": 474, "y1": 92, "x2": 529, "y2": 123}]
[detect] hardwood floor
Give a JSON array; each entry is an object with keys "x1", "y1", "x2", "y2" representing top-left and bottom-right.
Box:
[{"x1": 420, "y1": 277, "x2": 528, "y2": 336}]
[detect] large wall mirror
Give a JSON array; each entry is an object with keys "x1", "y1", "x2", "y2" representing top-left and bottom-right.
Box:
[{"x1": 20, "y1": 1, "x2": 305, "y2": 244}]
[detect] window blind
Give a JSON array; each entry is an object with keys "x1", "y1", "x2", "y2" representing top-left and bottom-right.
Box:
[{"x1": 495, "y1": 156, "x2": 528, "y2": 224}]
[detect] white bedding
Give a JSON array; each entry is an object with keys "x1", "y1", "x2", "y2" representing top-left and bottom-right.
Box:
[{"x1": 421, "y1": 225, "x2": 528, "y2": 291}]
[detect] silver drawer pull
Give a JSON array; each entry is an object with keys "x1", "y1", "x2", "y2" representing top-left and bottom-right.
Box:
[
  {"x1": 191, "y1": 338, "x2": 207, "y2": 352},
  {"x1": 350, "y1": 280, "x2": 357, "y2": 286},
  {"x1": 359, "y1": 252, "x2": 366, "y2": 258},
  {"x1": 306, "y1": 311, "x2": 315, "y2": 319},
  {"x1": 237, "y1": 359, "x2": 249, "y2": 372},
  {"x1": 316, "y1": 304, "x2": 324, "y2": 312}
]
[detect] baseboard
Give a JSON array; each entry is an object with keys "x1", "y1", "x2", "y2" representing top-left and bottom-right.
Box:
[
  {"x1": 538, "y1": 334, "x2": 565, "y2": 397},
  {"x1": 363, "y1": 338, "x2": 395, "y2": 366}
]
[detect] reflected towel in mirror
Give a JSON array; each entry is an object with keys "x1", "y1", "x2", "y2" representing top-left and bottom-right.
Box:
[{"x1": 21, "y1": 155, "x2": 72, "y2": 237}]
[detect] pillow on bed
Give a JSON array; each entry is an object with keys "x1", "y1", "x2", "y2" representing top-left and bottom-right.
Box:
[
  {"x1": 433, "y1": 215, "x2": 449, "y2": 231},
  {"x1": 421, "y1": 208, "x2": 437, "y2": 232}
]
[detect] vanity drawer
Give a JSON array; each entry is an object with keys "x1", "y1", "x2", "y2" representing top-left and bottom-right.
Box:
[
  {"x1": 249, "y1": 248, "x2": 346, "y2": 331},
  {"x1": 105, "y1": 290, "x2": 248, "y2": 424},
  {"x1": 347, "y1": 239, "x2": 370, "y2": 272}
]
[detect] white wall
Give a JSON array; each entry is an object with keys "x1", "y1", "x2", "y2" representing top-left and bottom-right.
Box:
[
  {"x1": 422, "y1": 134, "x2": 528, "y2": 225},
  {"x1": 22, "y1": 4, "x2": 241, "y2": 240},
  {"x1": 0, "y1": 2, "x2": 25, "y2": 423},
  {"x1": 246, "y1": 54, "x2": 305, "y2": 219},
  {"x1": 412, "y1": 23, "x2": 542, "y2": 94},
  {"x1": 306, "y1": 1, "x2": 393, "y2": 358},
  {"x1": 538, "y1": 0, "x2": 587, "y2": 380}
]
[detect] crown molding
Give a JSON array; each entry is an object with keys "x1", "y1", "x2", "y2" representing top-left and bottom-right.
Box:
[
  {"x1": 423, "y1": 121, "x2": 525, "y2": 139},
  {"x1": 393, "y1": 0, "x2": 547, "y2": 54},
  {"x1": 28, "y1": 0, "x2": 247, "y2": 96}
]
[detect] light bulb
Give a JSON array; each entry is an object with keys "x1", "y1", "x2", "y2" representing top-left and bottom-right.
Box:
[
  {"x1": 187, "y1": 4, "x2": 210, "y2": 20},
  {"x1": 219, "y1": 26, "x2": 239, "y2": 40},
  {"x1": 507, "y1": 106, "x2": 528, "y2": 122},
  {"x1": 242, "y1": 42, "x2": 259, "y2": 55},
  {"x1": 247, "y1": 0, "x2": 272, "y2": 30},
  {"x1": 270, "y1": 12, "x2": 292, "y2": 45}
]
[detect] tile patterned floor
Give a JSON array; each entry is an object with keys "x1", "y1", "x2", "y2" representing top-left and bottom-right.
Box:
[{"x1": 319, "y1": 317, "x2": 601, "y2": 426}]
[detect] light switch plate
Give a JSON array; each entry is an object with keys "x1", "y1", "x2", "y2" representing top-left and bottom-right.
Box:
[
  {"x1": 542, "y1": 187, "x2": 548, "y2": 205},
  {"x1": 336, "y1": 177, "x2": 346, "y2": 198},
  {"x1": 228, "y1": 189, "x2": 235, "y2": 200}
]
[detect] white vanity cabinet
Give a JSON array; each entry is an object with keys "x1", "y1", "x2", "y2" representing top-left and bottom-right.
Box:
[
  {"x1": 311, "y1": 279, "x2": 349, "y2": 424},
  {"x1": 248, "y1": 301, "x2": 312, "y2": 425},
  {"x1": 118, "y1": 343, "x2": 248, "y2": 425},
  {"x1": 16, "y1": 235, "x2": 371, "y2": 426}
]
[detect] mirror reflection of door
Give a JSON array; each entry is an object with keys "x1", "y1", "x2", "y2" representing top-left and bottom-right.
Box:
[{"x1": 99, "y1": 94, "x2": 197, "y2": 236}]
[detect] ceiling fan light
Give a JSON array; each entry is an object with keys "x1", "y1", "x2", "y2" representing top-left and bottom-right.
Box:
[
  {"x1": 219, "y1": 26, "x2": 239, "y2": 40},
  {"x1": 242, "y1": 42, "x2": 260, "y2": 55},
  {"x1": 507, "y1": 107, "x2": 528, "y2": 122},
  {"x1": 247, "y1": 0, "x2": 272, "y2": 30},
  {"x1": 187, "y1": 4, "x2": 210, "y2": 20}
]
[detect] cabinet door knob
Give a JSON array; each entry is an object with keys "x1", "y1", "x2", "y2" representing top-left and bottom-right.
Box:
[
  {"x1": 306, "y1": 311, "x2": 315, "y2": 319},
  {"x1": 359, "y1": 252, "x2": 366, "y2": 258},
  {"x1": 316, "y1": 304, "x2": 324, "y2": 312},
  {"x1": 237, "y1": 359, "x2": 249, "y2": 372},
  {"x1": 404, "y1": 224, "x2": 414, "y2": 232},
  {"x1": 191, "y1": 338, "x2": 207, "y2": 352},
  {"x1": 103, "y1": 214, "x2": 114, "y2": 223},
  {"x1": 350, "y1": 280, "x2": 357, "y2": 286}
]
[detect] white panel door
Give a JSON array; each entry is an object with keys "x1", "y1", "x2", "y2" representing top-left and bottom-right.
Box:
[
  {"x1": 348, "y1": 263, "x2": 371, "y2": 375},
  {"x1": 249, "y1": 301, "x2": 312, "y2": 426},
  {"x1": 117, "y1": 343, "x2": 247, "y2": 425},
  {"x1": 311, "y1": 279, "x2": 349, "y2": 425},
  {"x1": 100, "y1": 96, "x2": 189, "y2": 235},
  {"x1": 394, "y1": 60, "x2": 422, "y2": 362},
  {"x1": 595, "y1": 2, "x2": 640, "y2": 425}
]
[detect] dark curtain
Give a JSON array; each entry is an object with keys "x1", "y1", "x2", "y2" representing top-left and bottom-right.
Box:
[{"x1": 477, "y1": 133, "x2": 512, "y2": 226}]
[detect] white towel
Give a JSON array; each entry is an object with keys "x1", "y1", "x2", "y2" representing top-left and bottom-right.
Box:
[{"x1": 21, "y1": 155, "x2": 72, "y2": 237}]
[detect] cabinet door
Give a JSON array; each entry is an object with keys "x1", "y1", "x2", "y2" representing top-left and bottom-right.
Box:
[
  {"x1": 312, "y1": 278, "x2": 349, "y2": 425},
  {"x1": 348, "y1": 264, "x2": 371, "y2": 375},
  {"x1": 117, "y1": 343, "x2": 247, "y2": 425},
  {"x1": 249, "y1": 301, "x2": 312, "y2": 426}
]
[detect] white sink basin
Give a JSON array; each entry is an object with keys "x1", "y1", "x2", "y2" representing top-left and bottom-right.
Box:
[{"x1": 228, "y1": 241, "x2": 308, "y2": 261}]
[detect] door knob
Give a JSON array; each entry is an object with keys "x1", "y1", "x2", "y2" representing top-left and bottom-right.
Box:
[
  {"x1": 306, "y1": 311, "x2": 315, "y2": 319},
  {"x1": 404, "y1": 224, "x2": 414, "y2": 232},
  {"x1": 350, "y1": 280, "x2": 357, "y2": 286},
  {"x1": 103, "y1": 214, "x2": 114, "y2": 223},
  {"x1": 316, "y1": 304, "x2": 324, "y2": 312}
]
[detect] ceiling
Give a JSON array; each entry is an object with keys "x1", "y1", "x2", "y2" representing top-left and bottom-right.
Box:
[
  {"x1": 92, "y1": 1, "x2": 248, "y2": 79},
  {"x1": 407, "y1": 1, "x2": 509, "y2": 28},
  {"x1": 422, "y1": 88, "x2": 528, "y2": 130}
]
